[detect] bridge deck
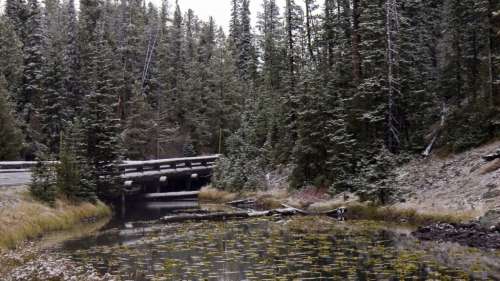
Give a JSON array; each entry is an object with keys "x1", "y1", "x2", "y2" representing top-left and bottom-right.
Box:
[{"x1": 0, "y1": 155, "x2": 220, "y2": 188}]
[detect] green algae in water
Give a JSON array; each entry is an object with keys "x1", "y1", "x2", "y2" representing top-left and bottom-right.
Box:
[{"x1": 58, "y1": 217, "x2": 499, "y2": 280}]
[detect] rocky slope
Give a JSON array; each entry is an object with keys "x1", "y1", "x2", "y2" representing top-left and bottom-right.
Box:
[{"x1": 393, "y1": 140, "x2": 500, "y2": 223}]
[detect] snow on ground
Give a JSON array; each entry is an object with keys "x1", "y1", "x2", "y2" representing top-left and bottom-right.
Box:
[
  {"x1": 393, "y1": 140, "x2": 500, "y2": 217},
  {"x1": 0, "y1": 171, "x2": 32, "y2": 187}
]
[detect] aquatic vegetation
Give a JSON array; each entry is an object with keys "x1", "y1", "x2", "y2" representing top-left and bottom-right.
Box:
[{"x1": 57, "y1": 216, "x2": 499, "y2": 280}]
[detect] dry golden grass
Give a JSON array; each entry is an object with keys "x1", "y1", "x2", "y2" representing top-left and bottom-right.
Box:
[
  {"x1": 198, "y1": 186, "x2": 238, "y2": 203},
  {"x1": 305, "y1": 201, "x2": 473, "y2": 226},
  {"x1": 344, "y1": 204, "x2": 473, "y2": 226},
  {"x1": 0, "y1": 198, "x2": 111, "y2": 250}
]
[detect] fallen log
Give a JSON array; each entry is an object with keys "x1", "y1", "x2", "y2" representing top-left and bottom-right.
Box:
[
  {"x1": 483, "y1": 149, "x2": 500, "y2": 162},
  {"x1": 227, "y1": 198, "x2": 257, "y2": 208},
  {"x1": 281, "y1": 203, "x2": 310, "y2": 215},
  {"x1": 160, "y1": 208, "x2": 300, "y2": 223}
]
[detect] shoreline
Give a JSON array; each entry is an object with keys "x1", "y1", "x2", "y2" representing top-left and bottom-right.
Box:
[
  {"x1": 0, "y1": 187, "x2": 112, "y2": 250},
  {"x1": 198, "y1": 186, "x2": 474, "y2": 227}
]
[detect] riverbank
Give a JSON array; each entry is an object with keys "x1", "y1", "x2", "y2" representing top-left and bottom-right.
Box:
[
  {"x1": 0, "y1": 186, "x2": 112, "y2": 250},
  {"x1": 198, "y1": 186, "x2": 473, "y2": 227},
  {"x1": 0, "y1": 186, "x2": 114, "y2": 280}
]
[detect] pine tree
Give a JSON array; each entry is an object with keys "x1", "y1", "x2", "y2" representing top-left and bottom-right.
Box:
[
  {"x1": 40, "y1": 47, "x2": 65, "y2": 155},
  {"x1": 62, "y1": 0, "x2": 81, "y2": 120},
  {"x1": 279, "y1": 0, "x2": 304, "y2": 162},
  {"x1": 124, "y1": 92, "x2": 156, "y2": 160},
  {"x1": 237, "y1": 0, "x2": 255, "y2": 81},
  {"x1": 30, "y1": 152, "x2": 57, "y2": 204},
  {"x1": 81, "y1": 21, "x2": 123, "y2": 199},
  {"x1": 20, "y1": 0, "x2": 45, "y2": 158},
  {"x1": 354, "y1": 0, "x2": 387, "y2": 153},
  {"x1": 257, "y1": 0, "x2": 284, "y2": 90},
  {"x1": 0, "y1": 17, "x2": 23, "y2": 101},
  {"x1": 68, "y1": 119, "x2": 98, "y2": 202},
  {"x1": 229, "y1": 0, "x2": 241, "y2": 51},
  {"x1": 56, "y1": 134, "x2": 81, "y2": 201},
  {"x1": 0, "y1": 74, "x2": 23, "y2": 160},
  {"x1": 5, "y1": 0, "x2": 28, "y2": 40}
]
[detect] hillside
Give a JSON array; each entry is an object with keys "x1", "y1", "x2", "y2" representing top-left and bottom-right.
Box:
[{"x1": 393, "y1": 141, "x2": 500, "y2": 219}]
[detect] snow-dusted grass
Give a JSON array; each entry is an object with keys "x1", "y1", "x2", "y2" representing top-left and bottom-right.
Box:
[{"x1": 0, "y1": 196, "x2": 111, "y2": 249}]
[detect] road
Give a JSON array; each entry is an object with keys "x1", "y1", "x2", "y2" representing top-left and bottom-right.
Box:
[{"x1": 0, "y1": 171, "x2": 32, "y2": 187}]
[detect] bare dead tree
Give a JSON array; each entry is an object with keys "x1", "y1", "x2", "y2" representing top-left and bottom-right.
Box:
[{"x1": 385, "y1": 0, "x2": 401, "y2": 153}]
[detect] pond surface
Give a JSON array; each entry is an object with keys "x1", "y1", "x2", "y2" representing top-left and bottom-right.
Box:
[{"x1": 55, "y1": 201, "x2": 500, "y2": 280}]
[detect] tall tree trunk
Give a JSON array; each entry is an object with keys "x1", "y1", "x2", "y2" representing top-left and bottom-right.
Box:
[
  {"x1": 487, "y1": 0, "x2": 496, "y2": 106},
  {"x1": 385, "y1": 0, "x2": 401, "y2": 153},
  {"x1": 305, "y1": 0, "x2": 315, "y2": 63},
  {"x1": 351, "y1": 0, "x2": 361, "y2": 85}
]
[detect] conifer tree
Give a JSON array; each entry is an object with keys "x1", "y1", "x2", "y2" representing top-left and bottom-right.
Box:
[
  {"x1": 56, "y1": 134, "x2": 81, "y2": 201},
  {"x1": 124, "y1": 91, "x2": 156, "y2": 159},
  {"x1": 20, "y1": 0, "x2": 45, "y2": 138},
  {"x1": 257, "y1": 0, "x2": 284, "y2": 90},
  {"x1": 81, "y1": 21, "x2": 123, "y2": 199},
  {"x1": 0, "y1": 74, "x2": 23, "y2": 160},
  {"x1": 30, "y1": 152, "x2": 57, "y2": 204},
  {"x1": 0, "y1": 17, "x2": 23, "y2": 100},
  {"x1": 62, "y1": 0, "x2": 81, "y2": 120}
]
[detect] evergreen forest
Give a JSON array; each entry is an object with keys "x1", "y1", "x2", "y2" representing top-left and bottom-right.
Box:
[{"x1": 0, "y1": 0, "x2": 499, "y2": 201}]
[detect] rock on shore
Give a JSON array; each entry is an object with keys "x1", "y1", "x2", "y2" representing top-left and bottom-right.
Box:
[{"x1": 413, "y1": 222, "x2": 500, "y2": 249}]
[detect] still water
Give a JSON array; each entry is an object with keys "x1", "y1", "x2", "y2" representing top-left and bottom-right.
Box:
[{"x1": 54, "y1": 201, "x2": 500, "y2": 280}]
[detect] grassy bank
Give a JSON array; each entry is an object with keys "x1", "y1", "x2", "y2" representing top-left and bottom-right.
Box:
[
  {"x1": 200, "y1": 186, "x2": 473, "y2": 227},
  {"x1": 0, "y1": 194, "x2": 111, "y2": 249}
]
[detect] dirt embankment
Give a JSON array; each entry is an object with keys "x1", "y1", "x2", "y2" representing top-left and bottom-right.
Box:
[{"x1": 392, "y1": 141, "x2": 500, "y2": 222}]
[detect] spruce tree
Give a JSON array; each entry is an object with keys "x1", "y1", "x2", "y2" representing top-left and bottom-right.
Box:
[
  {"x1": 30, "y1": 152, "x2": 57, "y2": 204},
  {"x1": 124, "y1": 91, "x2": 156, "y2": 160},
  {"x1": 0, "y1": 17, "x2": 23, "y2": 101},
  {"x1": 56, "y1": 135, "x2": 81, "y2": 201},
  {"x1": 20, "y1": 0, "x2": 45, "y2": 158},
  {"x1": 0, "y1": 74, "x2": 23, "y2": 160},
  {"x1": 81, "y1": 21, "x2": 123, "y2": 199},
  {"x1": 62, "y1": 0, "x2": 81, "y2": 120}
]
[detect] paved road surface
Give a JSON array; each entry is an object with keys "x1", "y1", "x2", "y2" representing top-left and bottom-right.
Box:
[{"x1": 0, "y1": 171, "x2": 32, "y2": 187}]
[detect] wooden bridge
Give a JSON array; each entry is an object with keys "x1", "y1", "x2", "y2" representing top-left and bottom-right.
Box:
[
  {"x1": 118, "y1": 155, "x2": 219, "y2": 197},
  {"x1": 0, "y1": 155, "x2": 220, "y2": 197}
]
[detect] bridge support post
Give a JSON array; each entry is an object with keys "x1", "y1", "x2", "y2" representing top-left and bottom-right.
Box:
[
  {"x1": 122, "y1": 181, "x2": 133, "y2": 218},
  {"x1": 186, "y1": 174, "x2": 198, "y2": 190},
  {"x1": 121, "y1": 191, "x2": 126, "y2": 218},
  {"x1": 158, "y1": 176, "x2": 167, "y2": 193}
]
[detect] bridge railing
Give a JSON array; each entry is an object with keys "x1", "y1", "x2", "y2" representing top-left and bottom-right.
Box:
[
  {"x1": 0, "y1": 161, "x2": 58, "y2": 170},
  {"x1": 118, "y1": 155, "x2": 220, "y2": 180},
  {"x1": 0, "y1": 155, "x2": 221, "y2": 174}
]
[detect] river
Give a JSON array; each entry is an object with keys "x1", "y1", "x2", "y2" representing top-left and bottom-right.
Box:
[{"x1": 48, "y1": 201, "x2": 500, "y2": 280}]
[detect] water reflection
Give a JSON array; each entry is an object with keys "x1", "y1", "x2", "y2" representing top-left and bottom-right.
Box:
[{"x1": 57, "y1": 202, "x2": 500, "y2": 281}]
